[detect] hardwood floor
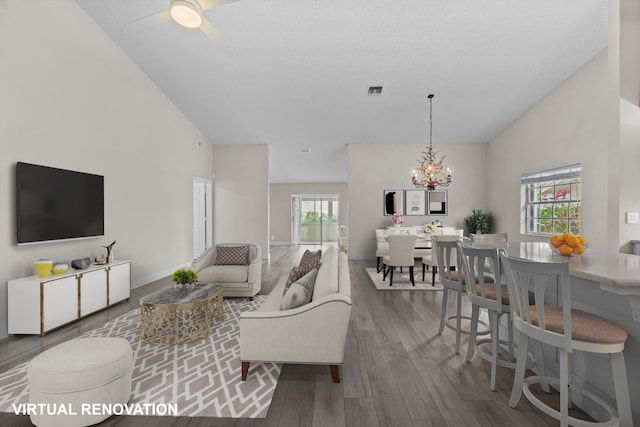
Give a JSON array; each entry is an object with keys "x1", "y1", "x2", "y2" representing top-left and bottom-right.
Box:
[{"x1": 1, "y1": 245, "x2": 564, "y2": 426}]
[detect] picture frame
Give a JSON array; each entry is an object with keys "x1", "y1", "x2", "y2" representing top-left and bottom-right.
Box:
[
  {"x1": 427, "y1": 190, "x2": 447, "y2": 215},
  {"x1": 383, "y1": 190, "x2": 404, "y2": 216},
  {"x1": 405, "y1": 189, "x2": 426, "y2": 216}
]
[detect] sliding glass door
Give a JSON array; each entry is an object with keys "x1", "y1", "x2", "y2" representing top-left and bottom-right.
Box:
[{"x1": 291, "y1": 195, "x2": 339, "y2": 245}]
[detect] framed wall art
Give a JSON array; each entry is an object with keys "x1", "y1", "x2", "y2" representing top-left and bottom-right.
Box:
[
  {"x1": 427, "y1": 190, "x2": 447, "y2": 215},
  {"x1": 405, "y1": 189, "x2": 426, "y2": 216},
  {"x1": 383, "y1": 190, "x2": 404, "y2": 216}
]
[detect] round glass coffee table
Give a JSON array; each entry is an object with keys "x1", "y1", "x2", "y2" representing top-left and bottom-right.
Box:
[{"x1": 139, "y1": 283, "x2": 224, "y2": 345}]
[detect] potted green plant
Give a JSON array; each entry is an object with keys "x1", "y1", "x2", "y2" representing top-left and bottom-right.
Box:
[
  {"x1": 172, "y1": 268, "x2": 198, "y2": 290},
  {"x1": 463, "y1": 209, "x2": 495, "y2": 235}
]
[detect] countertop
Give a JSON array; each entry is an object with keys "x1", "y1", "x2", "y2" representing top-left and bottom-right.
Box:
[{"x1": 506, "y1": 242, "x2": 640, "y2": 290}]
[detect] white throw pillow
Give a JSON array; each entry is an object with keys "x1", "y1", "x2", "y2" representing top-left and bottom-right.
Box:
[{"x1": 280, "y1": 268, "x2": 318, "y2": 310}]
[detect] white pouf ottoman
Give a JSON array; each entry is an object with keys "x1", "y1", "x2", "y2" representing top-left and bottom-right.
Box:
[{"x1": 28, "y1": 337, "x2": 133, "y2": 427}]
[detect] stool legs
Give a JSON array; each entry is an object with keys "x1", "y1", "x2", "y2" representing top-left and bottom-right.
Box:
[
  {"x1": 438, "y1": 288, "x2": 449, "y2": 335},
  {"x1": 489, "y1": 311, "x2": 499, "y2": 391},
  {"x1": 509, "y1": 333, "x2": 529, "y2": 407},
  {"x1": 611, "y1": 352, "x2": 632, "y2": 427},
  {"x1": 466, "y1": 305, "x2": 480, "y2": 362},
  {"x1": 455, "y1": 289, "x2": 463, "y2": 354}
]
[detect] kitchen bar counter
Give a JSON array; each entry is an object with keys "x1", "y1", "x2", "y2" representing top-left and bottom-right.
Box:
[
  {"x1": 504, "y1": 242, "x2": 639, "y2": 424},
  {"x1": 506, "y1": 242, "x2": 640, "y2": 323}
]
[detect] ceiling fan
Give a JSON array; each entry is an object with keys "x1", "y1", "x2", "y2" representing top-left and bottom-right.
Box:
[{"x1": 128, "y1": 0, "x2": 238, "y2": 53}]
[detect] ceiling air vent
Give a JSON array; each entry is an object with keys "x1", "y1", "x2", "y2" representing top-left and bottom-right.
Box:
[{"x1": 367, "y1": 86, "x2": 383, "y2": 96}]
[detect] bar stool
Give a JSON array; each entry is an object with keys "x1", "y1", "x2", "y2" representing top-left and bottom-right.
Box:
[
  {"x1": 433, "y1": 235, "x2": 488, "y2": 354},
  {"x1": 459, "y1": 242, "x2": 520, "y2": 391},
  {"x1": 424, "y1": 229, "x2": 463, "y2": 285},
  {"x1": 500, "y1": 252, "x2": 632, "y2": 427}
]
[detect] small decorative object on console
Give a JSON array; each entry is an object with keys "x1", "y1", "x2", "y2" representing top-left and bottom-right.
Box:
[
  {"x1": 52, "y1": 262, "x2": 68, "y2": 275},
  {"x1": 391, "y1": 213, "x2": 403, "y2": 226},
  {"x1": 103, "y1": 240, "x2": 116, "y2": 263},
  {"x1": 34, "y1": 258, "x2": 53, "y2": 278},
  {"x1": 71, "y1": 257, "x2": 91, "y2": 269},
  {"x1": 172, "y1": 268, "x2": 199, "y2": 290}
]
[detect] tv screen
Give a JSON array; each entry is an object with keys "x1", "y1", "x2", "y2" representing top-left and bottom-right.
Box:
[{"x1": 16, "y1": 162, "x2": 104, "y2": 245}]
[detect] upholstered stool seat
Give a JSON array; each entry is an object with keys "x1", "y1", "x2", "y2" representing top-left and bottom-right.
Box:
[
  {"x1": 28, "y1": 337, "x2": 133, "y2": 427},
  {"x1": 531, "y1": 306, "x2": 628, "y2": 345}
]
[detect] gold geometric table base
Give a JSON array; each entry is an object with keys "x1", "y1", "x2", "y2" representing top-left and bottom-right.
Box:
[{"x1": 139, "y1": 284, "x2": 224, "y2": 345}]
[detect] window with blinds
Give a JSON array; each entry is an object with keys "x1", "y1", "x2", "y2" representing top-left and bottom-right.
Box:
[{"x1": 521, "y1": 164, "x2": 582, "y2": 235}]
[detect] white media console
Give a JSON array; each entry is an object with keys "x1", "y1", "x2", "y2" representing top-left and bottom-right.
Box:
[{"x1": 8, "y1": 260, "x2": 131, "y2": 336}]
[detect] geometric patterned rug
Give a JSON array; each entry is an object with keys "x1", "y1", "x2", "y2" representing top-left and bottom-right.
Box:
[
  {"x1": 0, "y1": 296, "x2": 281, "y2": 418},
  {"x1": 365, "y1": 267, "x2": 444, "y2": 291}
]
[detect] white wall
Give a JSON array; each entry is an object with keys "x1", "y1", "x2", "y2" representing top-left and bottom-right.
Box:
[
  {"x1": 618, "y1": 0, "x2": 640, "y2": 253},
  {"x1": 211, "y1": 145, "x2": 269, "y2": 258},
  {"x1": 347, "y1": 143, "x2": 487, "y2": 259},
  {"x1": 0, "y1": 0, "x2": 213, "y2": 339},
  {"x1": 270, "y1": 183, "x2": 348, "y2": 245},
  {"x1": 486, "y1": 50, "x2": 609, "y2": 250}
]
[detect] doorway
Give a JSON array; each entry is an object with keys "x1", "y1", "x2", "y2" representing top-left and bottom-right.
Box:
[
  {"x1": 193, "y1": 176, "x2": 213, "y2": 259},
  {"x1": 291, "y1": 194, "x2": 339, "y2": 245}
]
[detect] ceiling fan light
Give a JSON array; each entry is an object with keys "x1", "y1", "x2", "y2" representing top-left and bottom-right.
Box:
[{"x1": 170, "y1": 0, "x2": 203, "y2": 29}]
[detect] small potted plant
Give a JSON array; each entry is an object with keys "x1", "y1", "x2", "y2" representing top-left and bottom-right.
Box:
[
  {"x1": 463, "y1": 209, "x2": 495, "y2": 235},
  {"x1": 172, "y1": 268, "x2": 198, "y2": 290},
  {"x1": 391, "y1": 213, "x2": 404, "y2": 227}
]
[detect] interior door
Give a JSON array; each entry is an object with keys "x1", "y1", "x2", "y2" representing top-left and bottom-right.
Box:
[{"x1": 193, "y1": 177, "x2": 212, "y2": 259}]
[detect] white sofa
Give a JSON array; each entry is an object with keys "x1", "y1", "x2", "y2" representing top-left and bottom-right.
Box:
[
  {"x1": 240, "y1": 247, "x2": 351, "y2": 383},
  {"x1": 191, "y1": 243, "x2": 262, "y2": 298}
]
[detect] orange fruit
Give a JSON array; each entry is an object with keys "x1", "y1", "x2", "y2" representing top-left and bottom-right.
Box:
[
  {"x1": 558, "y1": 244, "x2": 574, "y2": 256},
  {"x1": 565, "y1": 236, "x2": 580, "y2": 248},
  {"x1": 573, "y1": 243, "x2": 585, "y2": 255},
  {"x1": 561, "y1": 233, "x2": 571, "y2": 242},
  {"x1": 550, "y1": 236, "x2": 563, "y2": 248},
  {"x1": 578, "y1": 235, "x2": 586, "y2": 245}
]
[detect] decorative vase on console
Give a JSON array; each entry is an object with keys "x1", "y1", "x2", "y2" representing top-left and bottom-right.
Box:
[{"x1": 391, "y1": 213, "x2": 403, "y2": 227}]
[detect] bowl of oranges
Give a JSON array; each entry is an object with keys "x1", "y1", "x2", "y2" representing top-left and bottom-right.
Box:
[{"x1": 549, "y1": 234, "x2": 587, "y2": 256}]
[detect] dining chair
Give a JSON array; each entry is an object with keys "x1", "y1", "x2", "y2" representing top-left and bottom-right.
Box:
[
  {"x1": 499, "y1": 252, "x2": 632, "y2": 427},
  {"x1": 375, "y1": 229, "x2": 389, "y2": 273},
  {"x1": 459, "y1": 242, "x2": 515, "y2": 391},
  {"x1": 382, "y1": 234, "x2": 417, "y2": 287},
  {"x1": 432, "y1": 234, "x2": 471, "y2": 354}
]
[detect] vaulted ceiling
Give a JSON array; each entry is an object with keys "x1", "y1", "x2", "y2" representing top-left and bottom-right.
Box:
[{"x1": 76, "y1": 0, "x2": 607, "y2": 183}]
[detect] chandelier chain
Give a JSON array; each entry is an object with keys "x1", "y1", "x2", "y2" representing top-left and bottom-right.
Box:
[{"x1": 411, "y1": 93, "x2": 453, "y2": 191}]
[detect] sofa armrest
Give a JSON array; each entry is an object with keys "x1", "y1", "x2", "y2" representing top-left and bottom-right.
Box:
[
  {"x1": 247, "y1": 245, "x2": 262, "y2": 284},
  {"x1": 240, "y1": 294, "x2": 352, "y2": 364},
  {"x1": 191, "y1": 247, "x2": 215, "y2": 272}
]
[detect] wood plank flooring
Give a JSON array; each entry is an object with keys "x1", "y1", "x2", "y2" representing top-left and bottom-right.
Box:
[{"x1": 0, "y1": 245, "x2": 564, "y2": 426}]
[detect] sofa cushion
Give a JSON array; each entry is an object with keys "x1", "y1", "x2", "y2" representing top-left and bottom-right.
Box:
[
  {"x1": 283, "y1": 260, "x2": 319, "y2": 296},
  {"x1": 214, "y1": 245, "x2": 250, "y2": 265},
  {"x1": 280, "y1": 268, "x2": 318, "y2": 310},
  {"x1": 298, "y1": 249, "x2": 322, "y2": 270},
  {"x1": 312, "y1": 247, "x2": 339, "y2": 301},
  {"x1": 197, "y1": 265, "x2": 249, "y2": 283}
]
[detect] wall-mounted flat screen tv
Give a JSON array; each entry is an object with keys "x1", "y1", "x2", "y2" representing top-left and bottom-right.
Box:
[{"x1": 16, "y1": 162, "x2": 104, "y2": 245}]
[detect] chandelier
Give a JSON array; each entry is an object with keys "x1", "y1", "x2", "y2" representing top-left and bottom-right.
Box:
[{"x1": 411, "y1": 94, "x2": 453, "y2": 191}]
